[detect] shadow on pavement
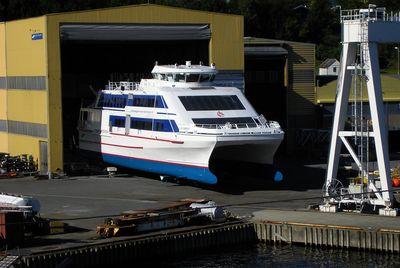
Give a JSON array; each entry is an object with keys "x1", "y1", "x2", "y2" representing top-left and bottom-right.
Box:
[{"x1": 173, "y1": 156, "x2": 327, "y2": 195}]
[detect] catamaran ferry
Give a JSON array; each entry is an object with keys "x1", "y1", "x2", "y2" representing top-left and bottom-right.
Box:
[{"x1": 78, "y1": 61, "x2": 284, "y2": 184}]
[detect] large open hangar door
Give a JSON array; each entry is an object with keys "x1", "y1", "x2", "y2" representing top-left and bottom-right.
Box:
[
  {"x1": 244, "y1": 46, "x2": 287, "y2": 154},
  {"x1": 59, "y1": 24, "x2": 210, "y2": 162},
  {"x1": 244, "y1": 46, "x2": 287, "y2": 129}
]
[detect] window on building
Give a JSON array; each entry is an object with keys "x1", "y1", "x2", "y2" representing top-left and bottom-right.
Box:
[
  {"x1": 179, "y1": 95, "x2": 245, "y2": 111},
  {"x1": 333, "y1": 67, "x2": 337, "y2": 73}
]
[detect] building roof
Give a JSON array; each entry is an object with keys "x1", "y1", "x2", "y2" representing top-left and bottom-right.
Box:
[
  {"x1": 46, "y1": 3, "x2": 243, "y2": 18},
  {"x1": 3, "y1": 4, "x2": 242, "y2": 22},
  {"x1": 243, "y1": 36, "x2": 315, "y2": 47},
  {"x1": 319, "y1": 58, "x2": 338, "y2": 68},
  {"x1": 244, "y1": 46, "x2": 288, "y2": 56},
  {"x1": 317, "y1": 74, "x2": 400, "y2": 103}
]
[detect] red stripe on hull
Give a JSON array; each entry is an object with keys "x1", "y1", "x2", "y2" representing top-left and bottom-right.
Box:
[
  {"x1": 102, "y1": 152, "x2": 208, "y2": 169},
  {"x1": 101, "y1": 142, "x2": 143, "y2": 149},
  {"x1": 110, "y1": 132, "x2": 184, "y2": 144}
]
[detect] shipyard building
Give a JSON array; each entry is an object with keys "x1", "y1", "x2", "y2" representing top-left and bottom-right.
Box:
[
  {"x1": 0, "y1": 4, "x2": 244, "y2": 174},
  {"x1": 0, "y1": 4, "x2": 317, "y2": 174},
  {"x1": 244, "y1": 37, "x2": 316, "y2": 152}
]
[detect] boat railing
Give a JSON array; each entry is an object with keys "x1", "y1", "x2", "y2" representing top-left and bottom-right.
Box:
[
  {"x1": 194, "y1": 122, "x2": 260, "y2": 130},
  {"x1": 191, "y1": 116, "x2": 282, "y2": 132},
  {"x1": 106, "y1": 81, "x2": 139, "y2": 91}
]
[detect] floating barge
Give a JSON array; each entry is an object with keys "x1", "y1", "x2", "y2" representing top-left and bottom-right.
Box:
[{"x1": 97, "y1": 199, "x2": 226, "y2": 237}]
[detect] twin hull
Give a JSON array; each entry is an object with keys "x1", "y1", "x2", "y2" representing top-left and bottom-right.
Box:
[{"x1": 79, "y1": 130, "x2": 283, "y2": 184}]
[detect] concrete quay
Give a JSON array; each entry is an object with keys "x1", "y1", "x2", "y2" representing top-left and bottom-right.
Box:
[{"x1": 253, "y1": 209, "x2": 400, "y2": 252}]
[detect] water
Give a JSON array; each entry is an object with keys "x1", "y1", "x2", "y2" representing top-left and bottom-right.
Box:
[{"x1": 138, "y1": 244, "x2": 400, "y2": 268}]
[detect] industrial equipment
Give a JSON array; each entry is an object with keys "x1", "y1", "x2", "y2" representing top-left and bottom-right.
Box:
[{"x1": 322, "y1": 5, "x2": 400, "y2": 216}]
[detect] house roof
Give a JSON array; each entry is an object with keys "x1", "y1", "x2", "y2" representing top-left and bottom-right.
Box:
[{"x1": 320, "y1": 58, "x2": 338, "y2": 68}]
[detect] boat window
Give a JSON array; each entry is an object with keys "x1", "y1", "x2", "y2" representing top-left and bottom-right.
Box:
[
  {"x1": 130, "y1": 118, "x2": 152, "y2": 131},
  {"x1": 155, "y1": 73, "x2": 166, "y2": 80},
  {"x1": 199, "y1": 74, "x2": 210, "y2": 82},
  {"x1": 174, "y1": 73, "x2": 185, "y2": 82},
  {"x1": 129, "y1": 118, "x2": 179, "y2": 132},
  {"x1": 152, "y1": 119, "x2": 179, "y2": 132},
  {"x1": 98, "y1": 94, "x2": 127, "y2": 108},
  {"x1": 186, "y1": 74, "x2": 200, "y2": 82},
  {"x1": 179, "y1": 95, "x2": 245, "y2": 111},
  {"x1": 128, "y1": 95, "x2": 167, "y2": 108},
  {"x1": 133, "y1": 97, "x2": 155, "y2": 107},
  {"x1": 154, "y1": 121, "x2": 164, "y2": 131},
  {"x1": 110, "y1": 116, "x2": 126, "y2": 127},
  {"x1": 166, "y1": 74, "x2": 174, "y2": 82}
]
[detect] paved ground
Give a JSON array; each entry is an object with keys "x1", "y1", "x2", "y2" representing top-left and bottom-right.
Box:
[
  {"x1": 0, "y1": 175, "x2": 323, "y2": 230},
  {"x1": 0, "y1": 157, "x2": 327, "y2": 230}
]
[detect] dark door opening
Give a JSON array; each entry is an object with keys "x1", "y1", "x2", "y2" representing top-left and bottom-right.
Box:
[
  {"x1": 244, "y1": 56, "x2": 287, "y2": 128},
  {"x1": 244, "y1": 55, "x2": 287, "y2": 153}
]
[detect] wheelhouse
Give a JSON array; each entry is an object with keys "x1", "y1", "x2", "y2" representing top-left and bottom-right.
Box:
[{"x1": 151, "y1": 61, "x2": 218, "y2": 84}]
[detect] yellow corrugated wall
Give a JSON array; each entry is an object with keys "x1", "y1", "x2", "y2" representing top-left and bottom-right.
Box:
[
  {"x1": 2, "y1": 17, "x2": 48, "y2": 164},
  {"x1": 7, "y1": 134, "x2": 42, "y2": 161},
  {"x1": 5, "y1": 17, "x2": 47, "y2": 76},
  {"x1": 7, "y1": 90, "x2": 47, "y2": 124},
  {"x1": 0, "y1": 23, "x2": 8, "y2": 153},
  {"x1": 46, "y1": 4, "x2": 244, "y2": 171},
  {"x1": 0, "y1": 23, "x2": 5, "y2": 77},
  {"x1": 287, "y1": 42, "x2": 316, "y2": 116},
  {"x1": 0, "y1": 132, "x2": 8, "y2": 153}
]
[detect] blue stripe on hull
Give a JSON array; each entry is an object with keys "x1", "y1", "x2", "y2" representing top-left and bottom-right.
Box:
[{"x1": 102, "y1": 154, "x2": 217, "y2": 184}]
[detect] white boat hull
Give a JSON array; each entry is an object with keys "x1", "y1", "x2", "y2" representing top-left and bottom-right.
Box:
[
  {"x1": 213, "y1": 133, "x2": 283, "y2": 164},
  {"x1": 79, "y1": 130, "x2": 283, "y2": 184}
]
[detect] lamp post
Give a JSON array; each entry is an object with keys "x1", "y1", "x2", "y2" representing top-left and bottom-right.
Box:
[{"x1": 395, "y1": 46, "x2": 400, "y2": 75}]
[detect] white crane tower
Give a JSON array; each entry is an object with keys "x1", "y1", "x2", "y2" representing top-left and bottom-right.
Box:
[{"x1": 323, "y1": 5, "x2": 399, "y2": 215}]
